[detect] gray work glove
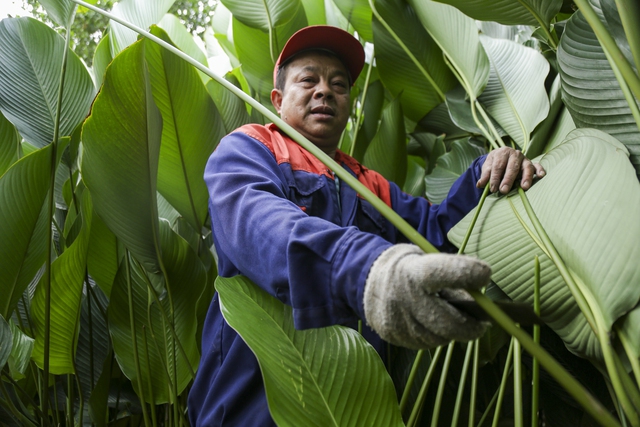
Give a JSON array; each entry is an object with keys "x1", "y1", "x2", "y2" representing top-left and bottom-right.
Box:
[{"x1": 363, "y1": 244, "x2": 491, "y2": 349}]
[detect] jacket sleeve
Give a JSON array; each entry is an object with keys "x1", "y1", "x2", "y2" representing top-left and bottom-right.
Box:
[
  {"x1": 389, "y1": 156, "x2": 486, "y2": 253},
  {"x1": 205, "y1": 132, "x2": 393, "y2": 329}
]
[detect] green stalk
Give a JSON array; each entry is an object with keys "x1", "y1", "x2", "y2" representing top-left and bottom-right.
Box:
[
  {"x1": 457, "y1": 185, "x2": 490, "y2": 254},
  {"x1": 476, "y1": 385, "x2": 501, "y2": 427},
  {"x1": 491, "y1": 338, "x2": 514, "y2": 427},
  {"x1": 408, "y1": 346, "x2": 444, "y2": 427},
  {"x1": 617, "y1": 327, "x2": 640, "y2": 387},
  {"x1": 474, "y1": 101, "x2": 504, "y2": 149},
  {"x1": 470, "y1": 290, "x2": 621, "y2": 427},
  {"x1": 430, "y1": 342, "x2": 455, "y2": 427},
  {"x1": 69, "y1": 0, "x2": 440, "y2": 256},
  {"x1": 469, "y1": 340, "x2": 480, "y2": 427},
  {"x1": 513, "y1": 338, "x2": 523, "y2": 427},
  {"x1": 613, "y1": 0, "x2": 640, "y2": 76},
  {"x1": 399, "y1": 350, "x2": 425, "y2": 415},
  {"x1": 42, "y1": 12, "x2": 75, "y2": 421},
  {"x1": 531, "y1": 256, "x2": 541, "y2": 427},
  {"x1": 573, "y1": 0, "x2": 640, "y2": 100},
  {"x1": 368, "y1": 0, "x2": 446, "y2": 101},
  {"x1": 350, "y1": 48, "x2": 375, "y2": 157},
  {"x1": 125, "y1": 253, "x2": 151, "y2": 427},
  {"x1": 451, "y1": 340, "x2": 474, "y2": 427},
  {"x1": 141, "y1": 326, "x2": 159, "y2": 427}
]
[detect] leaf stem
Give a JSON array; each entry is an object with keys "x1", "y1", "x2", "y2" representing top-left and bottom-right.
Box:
[
  {"x1": 451, "y1": 340, "x2": 474, "y2": 427},
  {"x1": 531, "y1": 256, "x2": 540, "y2": 427},
  {"x1": 408, "y1": 346, "x2": 443, "y2": 427},
  {"x1": 430, "y1": 342, "x2": 455, "y2": 427},
  {"x1": 491, "y1": 338, "x2": 514, "y2": 427},
  {"x1": 399, "y1": 349, "x2": 425, "y2": 414},
  {"x1": 613, "y1": 0, "x2": 640, "y2": 76},
  {"x1": 469, "y1": 340, "x2": 480, "y2": 427}
]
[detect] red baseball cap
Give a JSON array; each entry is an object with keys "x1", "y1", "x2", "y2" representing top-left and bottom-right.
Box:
[{"x1": 273, "y1": 26, "x2": 365, "y2": 87}]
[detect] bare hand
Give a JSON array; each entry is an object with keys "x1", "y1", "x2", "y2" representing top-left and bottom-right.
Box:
[{"x1": 476, "y1": 147, "x2": 545, "y2": 194}]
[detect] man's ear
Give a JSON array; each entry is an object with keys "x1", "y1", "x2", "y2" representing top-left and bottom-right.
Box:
[{"x1": 271, "y1": 89, "x2": 283, "y2": 114}]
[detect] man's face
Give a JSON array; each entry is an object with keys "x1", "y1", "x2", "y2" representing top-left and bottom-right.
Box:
[{"x1": 271, "y1": 51, "x2": 351, "y2": 156}]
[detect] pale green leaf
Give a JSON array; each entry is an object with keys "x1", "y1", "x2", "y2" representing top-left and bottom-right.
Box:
[
  {"x1": 0, "y1": 17, "x2": 95, "y2": 148},
  {"x1": 38, "y1": 0, "x2": 76, "y2": 28},
  {"x1": 0, "y1": 315, "x2": 11, "y2": 370},
  {"x1": 408, "y1": 0, "x2": 490, "y2": 99},
  {"x1": 363, "y1": 96, "x2": 407, "y2": 187},
  {"x1": 157, "y1": 15, "x2": 210, "y2": 84},
  {"x1": 478, "y1": 35, "x2": 550, "y2": 150},
  {"x1": 221, "y1": 0, "x2": 301, "y2": 31},
  {"x1": 82, "y1": 38, "x2": 162, "y2": 274},
  {"x1": 87, "y1": 209, "x2": 121, "y2": 298},
  {"x1": 434, "y1": 0, "x2": 563, "y2": 27},
  {"x1": 31, "y1": 192, "x2": 92, "y2": 374},
  {"x1": 449, "y1": 129, "x2": 640, "y2": 360},
  {"x1": 8, "y1": 320, "x2": 34, "y2": 380},
  {"x1": 109, "y1": 0, "x2": 175, "y2": 55},
  {"x1": 146, "y1": 28, "x2": 225, "y2": 232},
  {"x1": 0, "y1": 111, "x2": 20, "y2": 176},
  {"x1": 217, "y1": 275, "x2": 405, "y2": 427},
  {"x1": 92, "y1": 33, "x2": 113, "y2": 89},
  {"x1": 0, "y1": 144, "x2": 52, "y2": 319},
  {"x1": 300, "y1": 0, "x2": 326, "y2": 26},
  {"x1": 557, "y1": 7, "x2": 640, "y2": 175},
  {"x1": 108, "y1": 221, "x2": 204, "y2": 403},
  {"x1": 206, "y1": 74, "x2": 251, "y2": 134},
  {"x1": 332, "y1": 0, "x2": 373, "y2": 42},
  {"x1": 425, "y1": 138, "x2": 486, "y2": 204},
  {"x1": 373, "y1": 0, "x2": 457, "y2": 121}
]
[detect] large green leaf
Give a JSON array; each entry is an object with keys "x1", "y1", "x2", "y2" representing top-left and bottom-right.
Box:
[
  {"x1": 352, "y1": 79, "x2": 385, "y2": 161},
  {"x1": 372, "y1": 0, "x2": 457, "y2": 121},
  {"x1": 449, "y1": 129, "x2": 640, "y2": 360},
  {"x1": 157, "y1": 14, "x2": 210, "y2": 84},
  {"x1": 108, "y1": 221, "x2": 204, "y2": 403},
  {"x1": 434, "y1": 0, "x2": 563, "y2": 27},
  {"x1": 31, "y1": 192, "x2": 92, "y2": 374},
  {"x1": 0, "y1": 144, "x2": 53, "y2": 319},
  {"x1": 557, "y1": 6, "x2": 640, "y2": 175},
  {"x1": 146, "y1": 28, "x2": 224, "y2": 232},
  {"x1": 478, "y1": 35, "x2": 550, "y2": 150},
  {"x1": 0, "y1": 315, "x2": 11, "y2": 370},
  {"x1": 363, "y1": 96, "x2": 407, "y2": 187},
  {"x1": 299, "y1": 0, "x2": 326, "y2": 26},
  {"x1": 424, "y1": 137, "x2": 486, "y2": 204},
  {"x1": 206, "y1": 74, "x2": 252, "y2": 134},
  {"x1": 332, "y1": 0, "x2": 373, "y2": 42},
  {"x1": 8, "y1": 320, "x2": 34, "y2": 380},
  {"x1": 217, "y1": 275, "x2": 405, "y2": 427},
  {"x1": 408, "y1": 0, "x2": 490, "y2": 99},
  {"x1": 87, "y1": 210, "x2": 121, "y2": 298},
  {"x1": 109, "y1": 0, "x2": 175, "y2": 55},
  {"x1": 82, "y1": 39, "x2": 163, "y2": 274},
  {"x1": 92, "y1": 33, "x2": 113, "y2": 89},
  {"x1": 0, "y1": 17, "x2": 95, "y2": 148},
  {"x1": 221, "y1": 0, "x2": 301, "y2": 31},
  {"x1": 0, "y1": 111, "x2": 20, "y2": 176},
  {"x1": 38, "y1": 0, "x2": 76, "y2": 27},
  {"x1": 232, "y1": 5, "x2": 307, "y2": 99}
]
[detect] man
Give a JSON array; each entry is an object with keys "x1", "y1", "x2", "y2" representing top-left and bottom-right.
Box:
[{"x1": 189, "y1": 26, "x2": 544, "y2": 426}]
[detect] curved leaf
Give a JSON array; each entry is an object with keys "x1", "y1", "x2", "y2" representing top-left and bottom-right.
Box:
[
  {"x1": 206, "y1": 74, "x2": 251, "y2": 134},
  {"x1": 0, "y1": 111, "x2": 20, "y2": 176},
  {"x1": 8, "y1": 320, "x2": 34, "y2": 380},
  {"x1": 449, "y1": 129, "x2": 640, "y2": 360},
  {"x1": 299, "y1": 0, "x2": 326, "y2": 26},
  {"x1": 373, "y1": 0, "x2": 457, "y2": 121},
  {"x1": 0, "y1": 17, "x2": 95, "y2": 148},
  {"x1": 108, "y1": 221, "x2": 204, "y2": 403},
  {"x1": 146, "y1": 28, "x2": 225, "y2": 232},
  {"x1": 478, "y1": 35, "x2": 550, "y2": 150},
  {"x1": 109, "y1": 0, "x2": 175, "y2": 55},
  {"x1": 87, "y1": 209, "x2": 120, "y2": 298},
  {"x1": 557, "y1": 7, "x2": 640, "y2": 175},
  {"x1": 408, "y1": 0, "x2": 490, "y2": 99},
  {"x1": 38, "y1": 0, "x2": 76, "y2": 28},
  {"x1": 157, "y1": 14, "x2": 210, "y2": 84},
  {"x1": 217, "y1": 275, "x2": 405, "y2": 427},
  {"x1": 82, "y1": 39, "x2": 162, "y2": 274},
  {"x1": 425, "y1": 138, "x2": 486, "y2": 204},
  {"x1": 92, "y1": 33, "x2": 113, "y2": 90},
  {"x1": 332, "y1": 0, "x2": 373, "y2": 42},
  {"x1": 434, "y1": 0, "x2": 562, "y2": 27},
  {"x1": 232, "y1": 6, "x2": 307, "y2": 99},
  {"x1": 0, "y1": 315, "x2": 11, "y2": 370},
  {"x1": 220, "y1": 0, "x2": 301, "y2": 31},
  {"x1": 0, "y1": 144, "x2": 52, "y2": 319},
  {"x1": 363, "y1": 96, "x2": 407, "y2": 187},
  {"x1": 31, "y1": 192, "x2": 92, "y2": 374},
  {"x1": 352, "y1": 79, "x2": 385, "y2": 161}
]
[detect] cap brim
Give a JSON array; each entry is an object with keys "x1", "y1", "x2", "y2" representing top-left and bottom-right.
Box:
[{"x1": 274, "y1": 26, "x2": 365, "y2": 87}]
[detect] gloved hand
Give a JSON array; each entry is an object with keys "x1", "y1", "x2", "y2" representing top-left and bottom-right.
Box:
[{"x1": 363, "y1": 244, "x2": 491, "y2": 349}]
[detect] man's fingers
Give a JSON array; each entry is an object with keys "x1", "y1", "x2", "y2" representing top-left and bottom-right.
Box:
[
  {"x1": 518, "y1": 158, "x2": 536, "y2": 190},
  {"x1": 496, "y1": 149, "x2": 523, "y2": 194},
  {"x1": 477, "y1": 147, "x2": 544, "y2": 193},
  {"x1": 476, "y1": 155, "x2": 493, "y2": 189}
]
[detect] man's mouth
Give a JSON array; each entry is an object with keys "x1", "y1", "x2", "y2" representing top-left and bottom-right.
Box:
[{"x1": 310, "y1": 105, "x2": 335, "y2": 116}]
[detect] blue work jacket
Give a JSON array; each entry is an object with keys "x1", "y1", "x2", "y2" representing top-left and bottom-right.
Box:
[{"x1": 188, "y1": 124, "x2": 486, "y2": 426}]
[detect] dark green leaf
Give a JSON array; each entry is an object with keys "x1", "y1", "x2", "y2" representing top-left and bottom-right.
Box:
[
  {"x1": 434, "y1": 0, "x2": 562, "y2": 27},
  {"x1": 8, "y1": 320, "x2": 34, "y2": 380},
  {"x1": 39, "y1": 0, "x2": 76, "y2": 28},
  {"x1": 332, "y1": 0, "x2": 373, "y2": 42},
  {"x1": 221, "y1": 0, "x2": 301, "y2": 31},
  {"x1": 108, "y1": 0, "x2": 175, "y2": 55},
  {"x1": 0, "y1": 314, "x2": 11, "y2": 370},
  {"x1": 206, "y1": 74, "x2": 252, "y2": 134},
  {"x1": 0, "y1": 110, "x2": 20, "y2": 176}
]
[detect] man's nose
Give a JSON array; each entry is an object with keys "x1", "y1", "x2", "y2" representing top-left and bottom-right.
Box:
[{"x1": 314, "y1": 79, "x2": 334, "y2": 99}]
